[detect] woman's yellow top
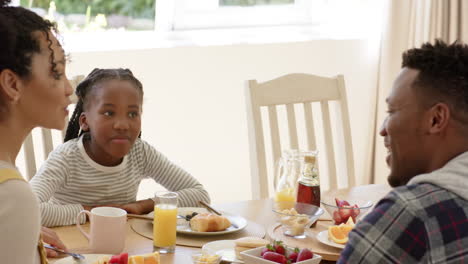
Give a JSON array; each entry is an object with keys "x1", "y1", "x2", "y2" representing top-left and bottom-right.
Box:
[{"x1": 0, "y1": 168, "x2": 48, "y2": 264}]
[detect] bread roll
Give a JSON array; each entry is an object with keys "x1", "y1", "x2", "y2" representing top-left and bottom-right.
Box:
[
  {"x1": 189, "y1": 213, "x2": 231, "y2": 232},
  {"x1": 234, "y1": 237, "x2": 270, "y2": 260}
]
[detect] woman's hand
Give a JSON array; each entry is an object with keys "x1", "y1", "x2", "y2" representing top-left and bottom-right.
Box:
[{"x1": 41, "y1": 226, "x2": 67, "y2": 258}]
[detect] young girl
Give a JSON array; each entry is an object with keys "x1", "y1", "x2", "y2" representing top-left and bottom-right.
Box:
[
  {"x1": 30, "y1": 68, "x2": 210, "y2": 227},
  {"x1": 0, "y1": 0, "x2": 71, "y2": 261}
]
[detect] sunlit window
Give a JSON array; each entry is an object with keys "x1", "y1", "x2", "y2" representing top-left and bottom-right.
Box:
[{"x1": 20, "y1": 0, "x2": 155, "y2": 32}]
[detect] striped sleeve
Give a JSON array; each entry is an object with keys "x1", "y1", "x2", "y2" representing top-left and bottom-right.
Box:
[
  {"x1": 29, "y1": 148, "x2": 86, "y2": 227},
  {"x1": 140, "y1": 141, "x2": 210, "y2": 207}
]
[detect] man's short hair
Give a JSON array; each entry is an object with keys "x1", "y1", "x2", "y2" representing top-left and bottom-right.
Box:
[{"x1": 402, "y1": 40, "x2": 468, "y2": 123}]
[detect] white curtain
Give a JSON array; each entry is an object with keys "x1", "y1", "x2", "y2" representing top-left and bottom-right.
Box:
[{"x1": 368, "y1": 0, "x2": 468, "y2": 184}]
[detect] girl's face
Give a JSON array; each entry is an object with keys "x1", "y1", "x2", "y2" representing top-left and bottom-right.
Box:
[
  {"x1": 19, "y1": 32, "x2": 73, "y2": 130},
  {"x1": 80, "y1": 79, "x2": 142, "y2": 166}
]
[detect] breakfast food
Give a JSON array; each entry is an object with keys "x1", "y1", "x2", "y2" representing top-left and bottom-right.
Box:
[
  {"x1": 92, "y1": 252, "x2": 160, "y2": 264},
  {"x1": 328, "y1": 217, "x2": 355, "y2": 244},
  {"x1": 333, "y1": 198, "x2": 360, "y2": 224},
  {"x1": 234, "y1": 236, "x2": 270, "y2": 260},
  {"x1": 189, "y1": 213, "x2": 231, "y2": 232},
  {"x1": 128, "y1": 252, "x2": 160, "y2": 264},
  {"x1": 258, "y1": 241, "x2": 314, "y2": 263},
  {"x1": 192, "y1": 253, "x2": 221, "y2": 264},
  {"x1": 277, "y1": 207, "x2": 310, "y2": 236}
]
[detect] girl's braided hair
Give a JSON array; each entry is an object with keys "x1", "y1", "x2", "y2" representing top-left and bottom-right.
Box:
[
  {"x1": 0, "y1": 0, "x2": 59, "y2": 120},
  {"x1": 64, "y1": 68, "x2": 144, "y2": 142}
]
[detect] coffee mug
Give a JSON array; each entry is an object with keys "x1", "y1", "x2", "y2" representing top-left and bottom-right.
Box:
[{"x1": 76, "y1": 207, "x2": 127, "y2": 254}]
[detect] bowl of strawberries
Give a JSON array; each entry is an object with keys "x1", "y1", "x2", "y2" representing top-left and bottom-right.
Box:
[
  {"x1": 321, "y1": 197, "x2": 373, "y2": 225},
  {"x1": 241, "y1": 240, "x2": 322, "y2": 264}
]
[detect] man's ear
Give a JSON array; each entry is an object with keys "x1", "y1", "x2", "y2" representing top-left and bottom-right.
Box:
[
  {"x1": 79, "y1": 112, "x2": 89, "y2": 132},
  {"x1": 428, "y1": 103, "x2": 450, "y2": 134},
  {"x1": 0, "y1": 69, "x2": 22, "y2": 103}
]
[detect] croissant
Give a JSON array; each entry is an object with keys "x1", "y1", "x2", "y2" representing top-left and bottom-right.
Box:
[{"x1": 190, "y1": 213, "x2": 231, "y2": 232}]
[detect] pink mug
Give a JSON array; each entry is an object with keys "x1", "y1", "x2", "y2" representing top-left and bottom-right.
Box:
[{"x1": 76, "y1": 207, "x2": 127, "y2": 254}]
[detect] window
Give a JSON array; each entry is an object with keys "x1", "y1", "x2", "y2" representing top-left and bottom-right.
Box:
[
  {"x1": 168, "y1": 0, "x2": 320, "y2": 30},
  {"x1": 20, "y1": 0, "x2": 156, "y2": 32}
]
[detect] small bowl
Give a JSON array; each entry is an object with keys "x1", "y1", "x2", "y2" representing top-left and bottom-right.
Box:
[
  {"x1": 320, "y1": 198, "x2": 373, "y2": 225},
  {"x1": 273, "y1": 202, "x2": 324, "y2": 238},
  {"x1": 191, "y1": 253, "x2": 222, "y2": 264},
  {"x1": 241, "y1": 246, "x2": 322, "y2": 264}
]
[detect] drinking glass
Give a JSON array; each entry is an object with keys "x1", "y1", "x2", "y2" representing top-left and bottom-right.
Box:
[{"x1": 153, "y1": 191, "x2": 178, "y2": 253}]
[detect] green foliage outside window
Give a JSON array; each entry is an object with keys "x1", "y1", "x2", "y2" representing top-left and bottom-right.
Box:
[
  {"x1": 21, "y1": 0, "x2": 155, "y2": 18},
  {"x1": 20, "y1": 0, "x2": 155, "y2": 31}
]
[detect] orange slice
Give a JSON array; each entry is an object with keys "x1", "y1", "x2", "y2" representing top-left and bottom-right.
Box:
[
  {"x1": 328, "y1": 221, "x2": 355, "y2": 244},
  {"x1": 346, "y1": 217, "x2": 355, "y2": 226}
]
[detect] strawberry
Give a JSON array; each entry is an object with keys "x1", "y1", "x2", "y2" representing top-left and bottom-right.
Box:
[
  {"x1": 288, "y1": 248, "x2": 300, "y2": 262},
  {"x1": 335, "y1": 198, "x2": 350, "y2": 207},
  {"x1": 338, "y1": 205, "x2": 353, "y2": 222},
  {"x1": 333, "y1": 210, "x2": 343, "y2": 224},
  {"x1": 263, "y1": 252, "x2": 288, "y2": 264},
  {"x1": 109, "y1": 255, "x2": 120, "y2": 264},
  {"x1": 273, "y1": 241, "x2": 286, "y2": 255},
  {"x1": 109, "y1": 253, "x2": 128, "y2": 264},
  {"x1": 261, "y1": 245, "x2": 275, "y2": 256},
  {"x1": 350, "y1": 204, "x2": 360, "y2": 220},
  {"x1": 297, "y1": 248, "x2": 314, "y2": 262},
  {"x1": 119, "y1": 253, "x2": 128, "y2": 264}
]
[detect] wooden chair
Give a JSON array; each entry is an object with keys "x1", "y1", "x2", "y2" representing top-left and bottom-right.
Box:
[
  {"x1": 245, "y1": 73, "x2": 355, "y2": 199},
  {"x1": 23, "y1": 75, "x2": 83, "y2": 180}
]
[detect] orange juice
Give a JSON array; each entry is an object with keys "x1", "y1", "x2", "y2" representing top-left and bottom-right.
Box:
[
  {"x1": 275, "y1": 187, "x2": 296, "y2": 210},
  {"x1": 275, "y1": 187, "x2": 295, "y2": 203},
  {"x1": 153, "y1": 204, "x2": 177, "y2": 247}
]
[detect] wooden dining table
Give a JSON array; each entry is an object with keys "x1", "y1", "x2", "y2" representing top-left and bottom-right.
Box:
[{"x1": 48, "y1": 184, "x2": 391, "y2": 264}]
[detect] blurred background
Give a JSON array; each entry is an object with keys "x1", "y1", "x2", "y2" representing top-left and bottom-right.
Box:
[{"x1": 13, "y1": 0, "x2": 467, "y2": 203}]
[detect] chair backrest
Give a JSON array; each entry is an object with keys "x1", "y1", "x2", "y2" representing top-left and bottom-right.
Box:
[
  {"x1": 245, "y1": 73, "x2": 355, "y2": 199},
  {"x1": 23, "y1": 75, "x2": 83, "y2": 180}
]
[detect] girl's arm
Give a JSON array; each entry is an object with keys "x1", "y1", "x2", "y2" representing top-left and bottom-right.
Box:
[
  {"x1": 30, "y1": 150, "x2": 87, "y2": 227},
  {"x1": 142, "y1": 140, "x2": 211, "y2": 208}
]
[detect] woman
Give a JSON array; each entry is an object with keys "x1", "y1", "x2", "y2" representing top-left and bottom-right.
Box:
[{"x1": 0, "y1": 0, "x2": 72, "y2": 262}]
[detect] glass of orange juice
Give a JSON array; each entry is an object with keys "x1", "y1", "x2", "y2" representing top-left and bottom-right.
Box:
[{"x1": 153, "y1": 191, "x2": 178, "y2": 253}]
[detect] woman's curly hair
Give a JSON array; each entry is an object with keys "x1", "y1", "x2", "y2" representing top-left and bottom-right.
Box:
[
  {"x1": 0, "y1": 0, "x2": 59, "y2": 119},
  {"x1": 402, "y1": 39, "x2": 468, "y2": 123}
]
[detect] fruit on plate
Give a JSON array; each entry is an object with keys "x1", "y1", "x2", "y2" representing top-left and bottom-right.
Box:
[
  {"x1": 263, "y1": 252, "x2": 288, "y2": 264},
  {"x1": 328, "y1": 217, "x2": 355, "y2": 244},
  {"x1": 92, "y1": 252, "x2": 160, "y2": 264},
  {"x1": 110, "y1": 253, "x2": 128, "y2": 264},
  {"x1": 297, "y1": 248, "x2": 314, "y2": 262},
  {"x1": 333, "y1": 198, "x2": 361, "y2": 224},
  {"x1": 128, "y1": 252, "x2": 160, "y2": 264},
  {"x1": 260, "y1": 241, "x2": 314, "y2": 263}
]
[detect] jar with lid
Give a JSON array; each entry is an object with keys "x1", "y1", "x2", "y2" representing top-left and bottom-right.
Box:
[{"x1": 296, "y1": 154, "x2": 320, "y2": 207}]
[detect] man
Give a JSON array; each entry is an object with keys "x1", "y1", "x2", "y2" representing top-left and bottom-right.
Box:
[{"x1": 338, "y1": 40, "x2": 468, "y2": 263}]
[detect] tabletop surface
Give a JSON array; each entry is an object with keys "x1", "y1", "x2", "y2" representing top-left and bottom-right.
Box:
[{"x1": 48, "y1": 184, "x2": 392, "y2": 264}]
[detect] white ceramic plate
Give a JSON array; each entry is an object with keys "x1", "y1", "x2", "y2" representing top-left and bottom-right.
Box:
[
  {"x1": 316, "y1": 230, "x2": 345, "y2": 249},
  {"x1": 148, "y1": 207, "x2": 248, "y2": 236},
  {"x1": 53, "y1": 254, "x2": 110, "y2": 264},
  {"x1": 202, "y1": 240, "x2": 244, "y2": 263}
]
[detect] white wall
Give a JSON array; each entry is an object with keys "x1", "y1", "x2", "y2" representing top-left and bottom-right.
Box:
[{"x1": 65, "y1": 39, "x2": 380, "y2": 203}]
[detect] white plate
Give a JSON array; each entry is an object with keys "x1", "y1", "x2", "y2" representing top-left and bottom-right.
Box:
[
  {"x1": 316, "y1": 230, "x2": 345, "y2": 249},
  {"x1": 202, "y1": 240, "x2": 244, "y2": 263},
  {"x1": 148, "y1": 207, "x2": 248, "y2": 236},
  {"x1": 53, "y1": 254, "x2": 110, "y2": 264}
]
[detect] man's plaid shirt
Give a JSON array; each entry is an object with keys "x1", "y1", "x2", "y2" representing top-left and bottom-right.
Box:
[{"x1": 338, "y1": 183, "x2": 468, "y2": 263}]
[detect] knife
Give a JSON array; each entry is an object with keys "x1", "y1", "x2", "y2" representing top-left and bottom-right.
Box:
[{"x1": 198, "y1": 201, "x2": 239, "y2": 229}]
